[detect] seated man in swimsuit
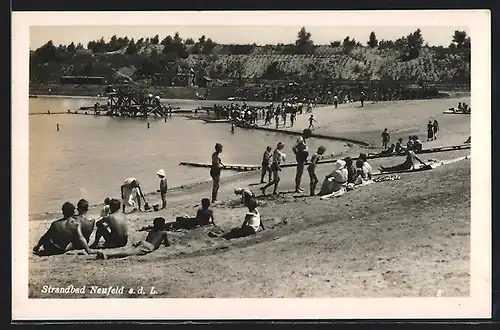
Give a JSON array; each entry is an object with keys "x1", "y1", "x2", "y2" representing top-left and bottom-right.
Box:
[
  {"x1": 96, "y1": 217, "x2": 170, "y2": 260},
  {"x1": 33, "y1": 202, "x2": 93, "y2": 256},
  {"x1": 74, "y1": 199, "x2": 95, "y2": 243},
  {"x1": 89, "y1": 199, "x2": 128, "y2": 249},
  {"x1": 141, "y1": 198, "x2": 216, "y2": 231},
  {"x1": 379, "y1": 149, "x2": 429, "y2": 173}
]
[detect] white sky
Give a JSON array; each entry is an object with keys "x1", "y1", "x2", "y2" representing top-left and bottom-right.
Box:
[{"x1": 30, "y1": 25, "x2": 468, "y2": 49}]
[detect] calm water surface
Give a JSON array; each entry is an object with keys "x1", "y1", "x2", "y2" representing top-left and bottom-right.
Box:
[{"x1": 29, "y1": 97, "x2": 349, "y2": 215}]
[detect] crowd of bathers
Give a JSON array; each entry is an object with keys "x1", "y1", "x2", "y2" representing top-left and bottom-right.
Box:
[{"x1": 34, "y1": 114, "x2": 437, "y2": 261}]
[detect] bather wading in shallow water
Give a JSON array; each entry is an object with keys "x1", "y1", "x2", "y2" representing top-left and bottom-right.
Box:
[
  {"x1": 89, "y1": 199, "x2": 128, "y2": 249},
  {"x1": 33, "y1": 202, "x2": 94, "y2": 256},
  {"x1": 96, "y1": 217, "x2": 170, "y2": 260}
]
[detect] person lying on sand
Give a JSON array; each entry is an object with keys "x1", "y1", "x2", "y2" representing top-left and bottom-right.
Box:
[
  {"x1": 96, "y1": 217, "x2": 170, "y2": 260},
  {"x1": 368, "y1": 144, "x2": 395, "y2": 157},
  {"x1": 33, "y1": 202, "x2": 94, "y2": 256},
  {"x1": 142, "y1": 198, "x2": 216, "y2": 231},
  {"x1": 89, "y1": 199, "x2": 128, "y2": 249},
  {"x1": 219, "y1": 197, "x2": 265, "y2": 240},
  {"x1": 379, "y1": 149, "x2": 430, "y2": 173},
  {"x1": 234, "y1": 187, "x2": 256, "y2": 206}
]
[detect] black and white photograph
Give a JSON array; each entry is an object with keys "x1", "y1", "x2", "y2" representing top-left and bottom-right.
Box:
[{"x1": 12, "y1": 10, "x2": 491, "y2": 320}]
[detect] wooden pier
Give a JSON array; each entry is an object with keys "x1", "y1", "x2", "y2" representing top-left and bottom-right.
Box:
[
  {"x1": 179, "y1": 144, "x2": 471, "y2": 172},
  {"x1": 179, "y1": 162, "x2": 260, "y2": 171}
]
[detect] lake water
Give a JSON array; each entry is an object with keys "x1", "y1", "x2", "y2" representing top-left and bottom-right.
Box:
[{"x1": 29, "y1": 97, "x2": 350, "y2": 216}]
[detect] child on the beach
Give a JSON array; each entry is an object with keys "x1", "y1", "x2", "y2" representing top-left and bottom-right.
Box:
[
  {"x1": 307, "y1": 146, "x2": 326, "y2": 196},
  {"x1": 156, "y1": 169, "x2": 168, "y2": 209},
  {"x1": 100, "y1": 197, "x2": 111, "y2": 217},
  {"x1": 308, "y1": 115, "x2": 317, "y2": 130}
]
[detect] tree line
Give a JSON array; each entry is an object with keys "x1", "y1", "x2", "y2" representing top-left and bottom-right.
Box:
[{"x1": 32, "y1": 27, "x2": 471, "y2": 64}]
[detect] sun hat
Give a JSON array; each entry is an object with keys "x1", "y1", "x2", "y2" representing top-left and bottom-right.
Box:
[
  {"x1": 156, "y1": 169, "x2": 166, "y2": 177},
  {"x1": 332, "y1": 159, "x2": 346, "y2": 171}
]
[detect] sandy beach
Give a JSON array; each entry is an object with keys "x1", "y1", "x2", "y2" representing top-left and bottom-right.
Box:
[{"x1": 29, "y1": 96, "x2": 471, "y2": 298}]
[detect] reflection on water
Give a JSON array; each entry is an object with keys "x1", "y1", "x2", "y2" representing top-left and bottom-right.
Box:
[{"x1": 29, "y1": 97, "x2": 349, "y2": 215}]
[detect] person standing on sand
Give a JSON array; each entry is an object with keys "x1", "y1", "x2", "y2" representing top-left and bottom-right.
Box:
[
  {"x1": 121, "y1": 178, "x2": 146, "y2": 213},
  {"x1": 433, "y1": 120, "x2": 439, "y2": 140},
  {"x1": 290, "y1": 111, "x2": 296, "y2": 127},
  {"x1": 293, "y1": 128, "x2": 312, "y2": 193},
  {"x1": 274, "y1": 111, "x2": 280, "y2": 129},
  {"x1": 96, "y1": 217, "x2": 169, "y2": 260},
  {"x1": 210, "y1": 143, "x2": 224, "y2": 203},
  {"x1": 308, "y1": 146, "x2": 326, "y2": 196},
  {"x1": 360, "y1": 91, "x2": 366, "y2": 107},
  {"x1": 156, "y1": 169, "x2": 168, "y2": 210},
  {"x1": 427, "y1": 121, "x2": 434, "y2": 141},
  {"x1": 381, "y1": 128, "x2": 390, "y2": 150},
  {"x1": 260, "y1": 146, "x2": 273, "y2": 183},
  {"x1": 261, "y1": 142, "x2": 286, "y2": 196},
  {"x1": 33, "y1": 202, "x2": 94, "y2": 256},
  {"x1": 90, "y1": 199, "x2": 128, "y2": 249},
  {"x1": 308, "y1": 115, "x2": 317, "y2": 130}
]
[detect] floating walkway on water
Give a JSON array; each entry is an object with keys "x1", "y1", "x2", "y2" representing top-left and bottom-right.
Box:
[
  {"x1": 179, "y1": 144, "x2": 471, "y2": 172},
  {"x1": 29, "y1": 109, "x2": 193, "y2": 116},
  {"x1": 179, "y1": 162, "x2": 260, "y2": 171}
]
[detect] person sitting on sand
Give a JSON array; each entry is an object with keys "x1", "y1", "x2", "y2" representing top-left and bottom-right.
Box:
[
  {"x1": 395, "y1": 138, "x2": 406, "y2": 155},
  {"x1": 156, "y1": 169, "x2": 168, "y2": 210},
  {"x1": 96, "y1": 217, "x2": 170, "y2": 260},
  {"x1": 318, "y1": 159, "x2": 348, "y2": 196},
  {"x1": 359, "y1": 153, "x2": 373, "y2": 180},
  {"x1": 308, "y1": 146, "x2": 326, "y2": 196},
  {"x1": 100, "y1": 197, "x2": 112, "y2": 217},
  {"x1": 344, "y1": 157, "x2": 357, "y2": 184},
  {"x1": 33, "y1": 202, "x2": 94, "y2": 256},
  {"x1": 379, "y1": 149, "x2": 429, "y2": 173},
  {"x1": 234, "y1": 187, "x2": 256, "y2": 207},
  {"x1": 74, "y1": 199, "x2": 95, "y2": 243},
  {"x1": 261, "y1": 142, "x2": 286, "y2": 196},
  {"x1": 160, "y1": 198, "x2": 216, "y2": 231},
  {"x1": 221, "y1": 197, "x2": 264, "y2": 240},
  {"x1": 406, "y1": 136, "x2": 415, "y2": 151},
  {"x1": 368, "y1": 144, "x2": 395, "y2": 157},
  {"x1": 89, "y1": 199, "x2": 128, "y2": 249},
  {"x1": 413, "y1": 136, "x2": 423, "y2": 152},
  {"x1": 354, "y1": 159, "x2": 369, "y2": 185},
  {"x1": 121, "y1": 178, "x2": 146, "y2": 213}
]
